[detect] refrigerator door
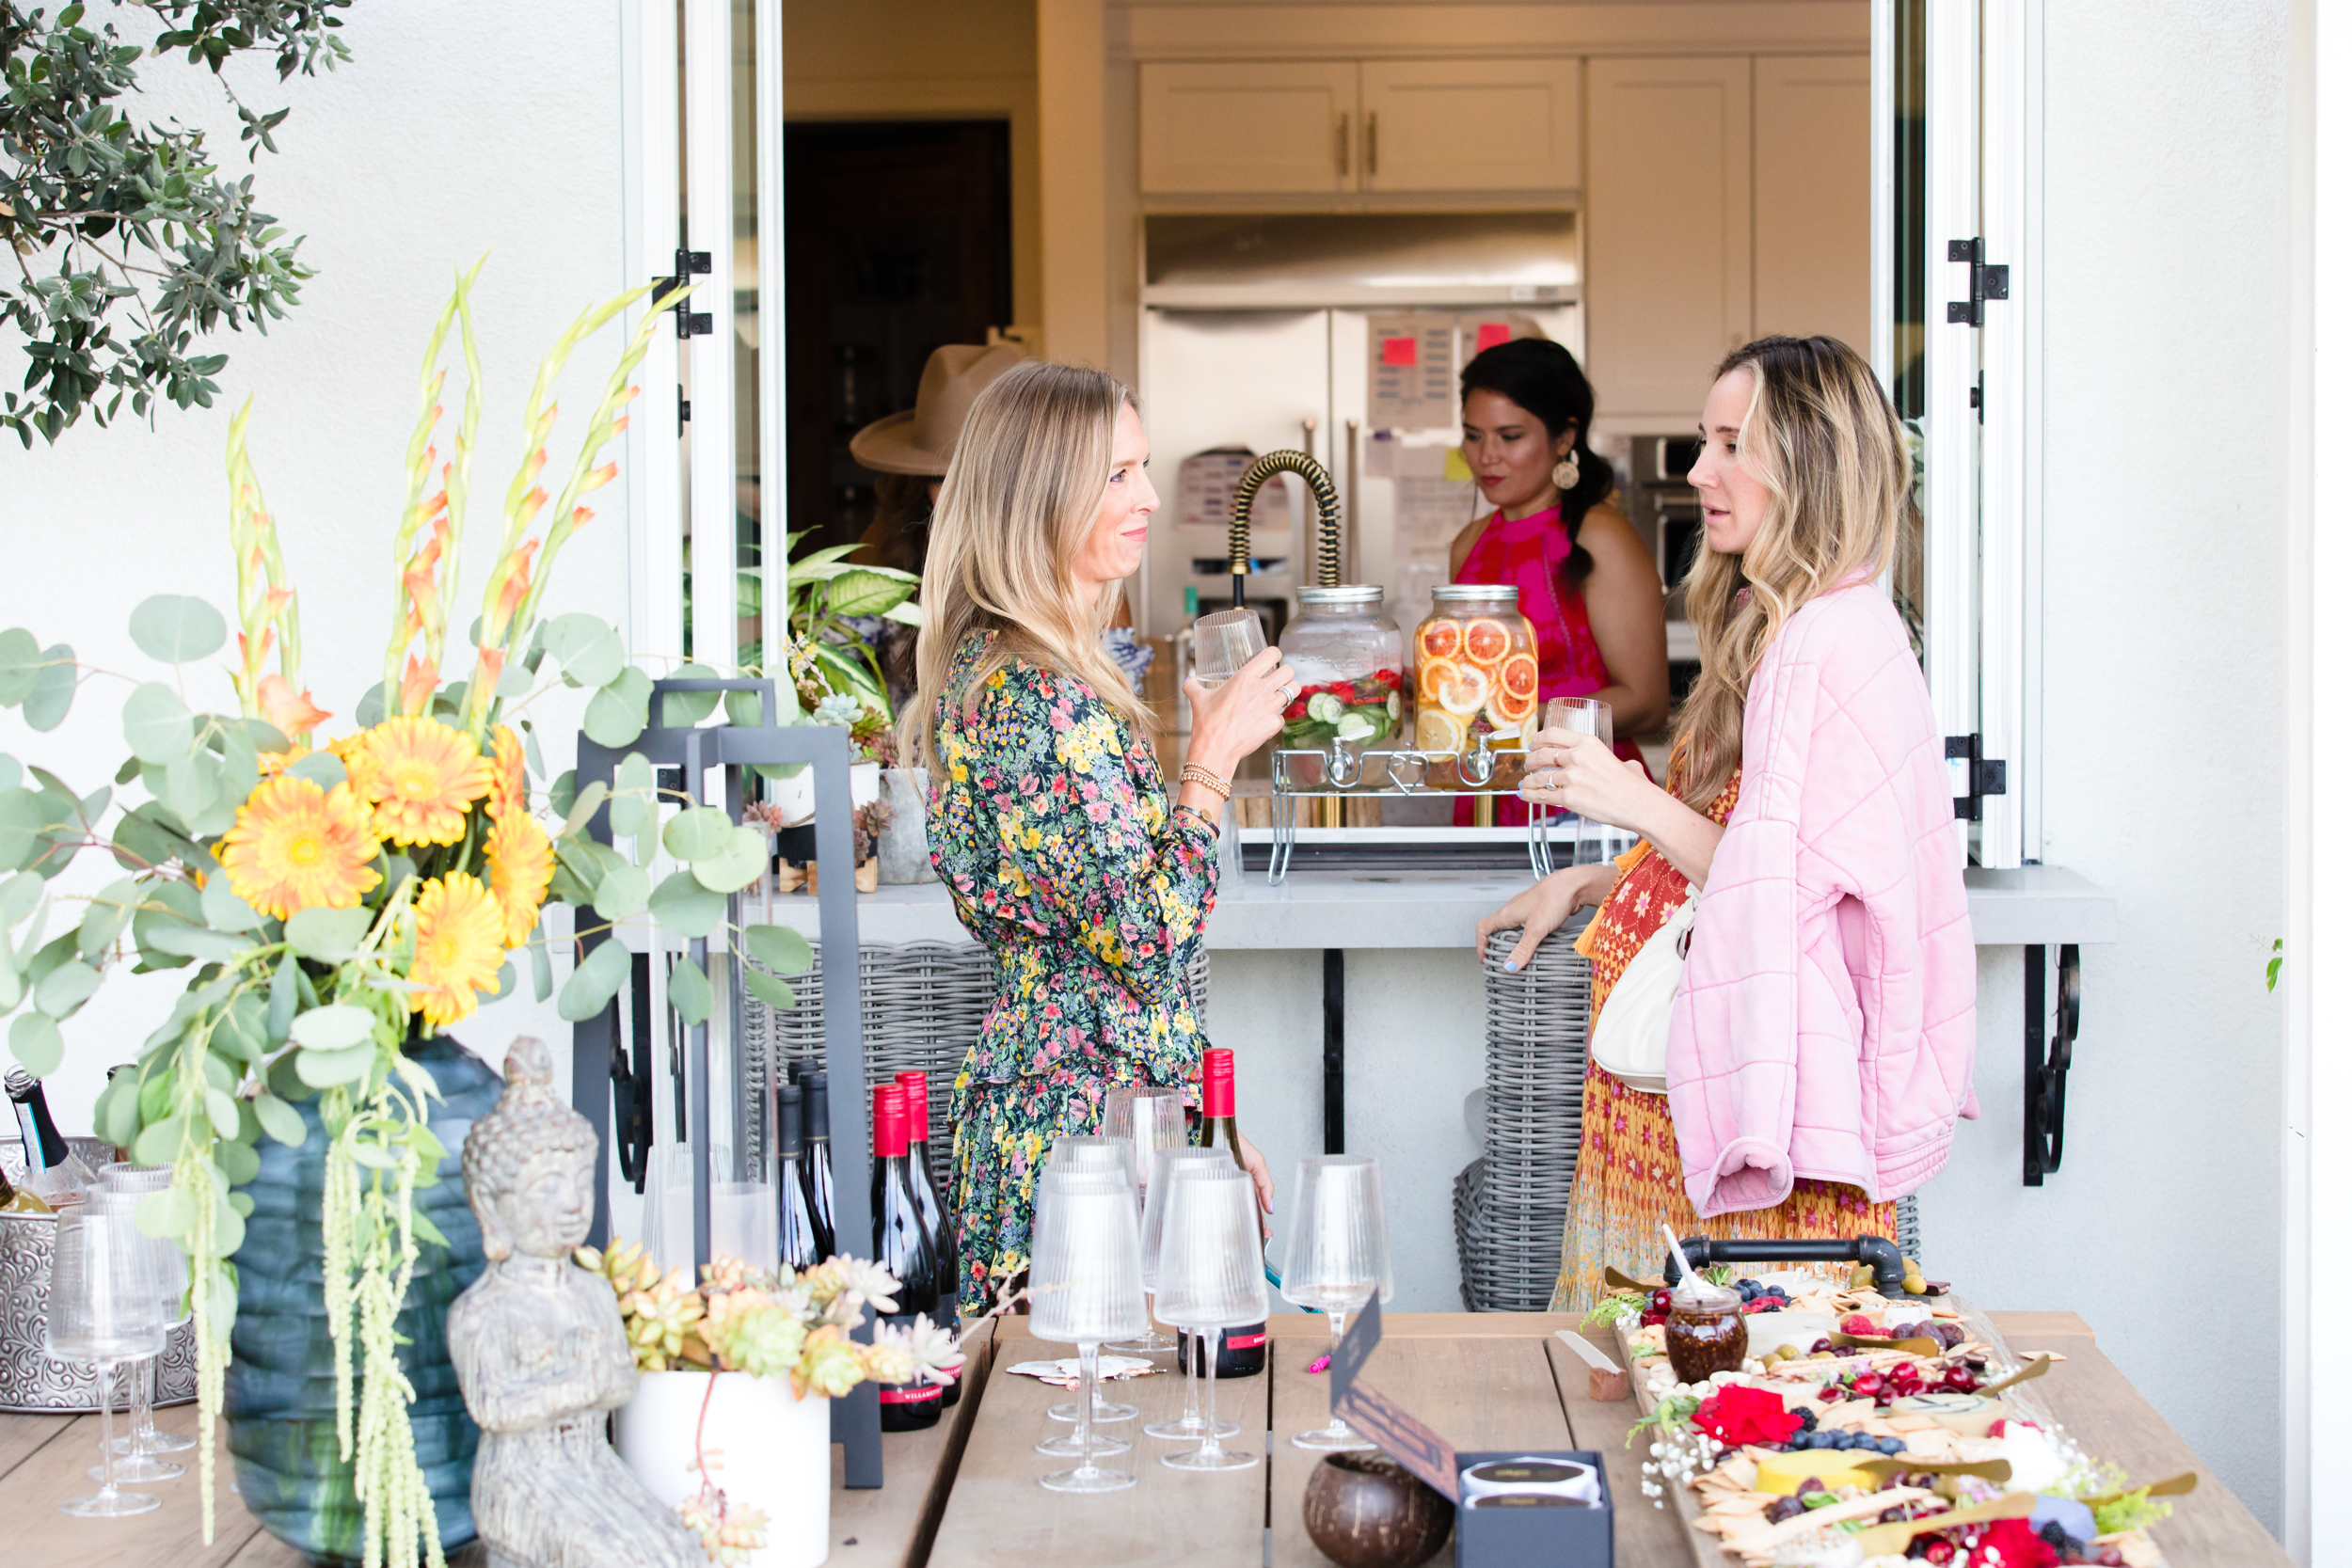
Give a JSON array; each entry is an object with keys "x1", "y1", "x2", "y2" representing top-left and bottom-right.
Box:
[{"x1": 1139, "y1": 308, "x2": 1331, "y2": 636}]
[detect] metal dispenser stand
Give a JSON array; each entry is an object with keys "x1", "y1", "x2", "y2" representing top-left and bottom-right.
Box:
[{"x1": 570, "y1": 676, "x2": 883, "y2": 1488}]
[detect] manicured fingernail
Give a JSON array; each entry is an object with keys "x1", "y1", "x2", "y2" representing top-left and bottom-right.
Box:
[{"x1": 1504, "y1": 960, "x2": 1520, "y2": 972}]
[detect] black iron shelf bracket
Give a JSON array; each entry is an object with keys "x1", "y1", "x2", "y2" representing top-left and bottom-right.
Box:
[{"x1": 2024, "y1": 943, "x2": 2081, "y2": 1185}]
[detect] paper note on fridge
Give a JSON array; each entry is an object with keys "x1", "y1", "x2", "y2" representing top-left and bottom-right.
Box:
[{"x1": 1368, "y1": 312, "x2": 1457, "y2": 431}]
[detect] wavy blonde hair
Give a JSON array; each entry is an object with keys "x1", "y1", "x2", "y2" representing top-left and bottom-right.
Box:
[
  {"x1": 1671, "y1": 336, "x2": 1916, "y2": 808},
  {"x1": 898, "y1": 360, "x2": 1152, "y2": 780}
]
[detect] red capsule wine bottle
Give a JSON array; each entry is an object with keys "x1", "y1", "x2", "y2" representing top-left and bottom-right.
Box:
[
  {"x1": 801, "y1": 1069, "x2": 838, "y2": 1259},
  {"x1": 1181, "y1": 1048, "x2": 1267, "y2": 1379},
  {"x1": 895, "y1": 1070, "x2": 961, "y2": 1408},
  {"x1": 776, "y1": 1084, "x2": 825, "y2": 1274},
  {"x1": 869, "y1": 1085, "x2": 944, "y2": 1431}
]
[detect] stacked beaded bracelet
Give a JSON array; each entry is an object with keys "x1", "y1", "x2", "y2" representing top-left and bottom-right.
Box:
[{"x1": 1178, "y1": 764, "x2": 1232, "y2": 801}]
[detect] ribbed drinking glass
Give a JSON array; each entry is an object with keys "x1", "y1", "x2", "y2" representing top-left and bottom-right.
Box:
[
  {"x1": 97, "y1": 1164, "x2": 197, "y2": 1465},
  {"x1": 45, "y1": 1203, "x2": 167, "y2": 1516},
  {"x1": 1153, "y1": 1164, "x2": 1267, "y2": 1472},
  {"x1": 1139, "y1": 1149, "x2": 1240, "y2": 1441},
  {"x1": 1026, "y1": 1168, "x2": 1148, "y2": 1491},
  {"x1": 1046, "y1": 1133, "x2": 1136, "y2": 1186},
  {"x1": 1104, "y1": 1086, "x2": 1185, "y2": 1353},
  {"x1": 1280, "y1": 1154, "x2": 1393, "y2": 1450}
]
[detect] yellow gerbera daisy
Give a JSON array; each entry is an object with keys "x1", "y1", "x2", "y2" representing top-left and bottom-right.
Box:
[
  {"x1": 487, "y1": 725, "x2": 529, "y2": 818},
  {"x1": 484, "y1": 806, "x2": 553, "y2": 946},
  {"x1": 219, "y1": 778, "x2": 383, "y2": 921},
  {"x1": 360, "y1": 717, "x2": 493, "y2": 847},
  {"x1": 407, "y1": 872, "x2": 506, "y2": 1029},
  {"x1": 326, "y1": 730, "x2": 382, "y2": 802}
]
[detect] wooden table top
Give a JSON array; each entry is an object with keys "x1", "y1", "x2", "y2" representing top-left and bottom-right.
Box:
[{"x1": 0, "y1": 1311, "x2": 2285, "y2": 1568}]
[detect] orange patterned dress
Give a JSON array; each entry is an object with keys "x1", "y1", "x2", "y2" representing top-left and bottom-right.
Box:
[{"x1": 1548, "y1": 766, "x2": 1899, "y2": 1313}]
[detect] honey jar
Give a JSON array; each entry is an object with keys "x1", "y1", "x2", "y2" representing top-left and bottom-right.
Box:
[{"x1": 1662, "y1": 1280, "x2": 1748, "y2": 1384}]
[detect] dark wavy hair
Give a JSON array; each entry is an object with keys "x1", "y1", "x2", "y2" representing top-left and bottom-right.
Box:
[{"x1": 1459, "y1": 337, "x2": 1614, "y2": 584}]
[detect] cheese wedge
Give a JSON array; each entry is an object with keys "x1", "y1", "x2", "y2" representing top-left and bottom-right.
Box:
[
  {"x1": 1753, "y1": 1449, "x2": 1880, "y2": 1496},
  {"x1": 1889, "y1": 1391, "x2": 2007, "y2": 1437}
]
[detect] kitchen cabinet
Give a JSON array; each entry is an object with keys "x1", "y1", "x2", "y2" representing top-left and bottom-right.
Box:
[
  {"x1": 1584, "y1": 56, "x2": 1753, "y2": 423},
  {"x1": 1754, "y1": 55, "x2": 1872, "y2": 349},
  {"x1": 1140, "y1": 59, "x2": 1581, "y2": 197},
  {"x1": 1358, "y1": 59, "x2": 1581, "y2": 193},
  {"x1": 1138, "y1": 62, "x2": 1357, "y2": 194}
]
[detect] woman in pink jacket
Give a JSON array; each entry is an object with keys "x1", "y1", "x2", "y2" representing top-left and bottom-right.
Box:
[{"x1": 1478, "y1": 336, "x2": 1977, "y2": 1311}]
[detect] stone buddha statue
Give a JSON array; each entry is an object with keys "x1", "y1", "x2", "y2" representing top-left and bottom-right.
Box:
[{"x1": 448, "y1": 1038, "x2": 699, "y2": 1568}]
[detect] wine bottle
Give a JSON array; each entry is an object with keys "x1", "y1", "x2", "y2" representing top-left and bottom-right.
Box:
[
  {"x1": 802, "y1": 1070, "x2": 838, "y2": 1259},
  {"x1": 776, "y1": 1084, "x2": 824, "y2": 1274},
  {"x1": 0, "y1": 1160, "x2": 49, "y2": 1214},
  {"x1": 5, "y1": 1067, "x2": 68, "y2": 1169},
  {"x1": 1186, "y1": 1048, "x2": 1267, "y2": 1379},
  {"x1": 894, "y1": 1069, "x2": 961, "y2": 1409},
  {"x1": 868, "y1": 1085, "x2": 944, "y2": 1432}
]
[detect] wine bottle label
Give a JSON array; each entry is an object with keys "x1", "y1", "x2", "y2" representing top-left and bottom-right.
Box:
[
  {"x1": 878, "y1": 1383, "x2": 944, "y2": 1405},
  {"x1": 1225, "y1": 1329, "x2": 1267, "y2": 1350}
]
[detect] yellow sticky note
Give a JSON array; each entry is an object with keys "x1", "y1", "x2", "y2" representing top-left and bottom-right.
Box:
[{"x1": 1443, "y1": 447, "x2": 1473, "y2": 482}]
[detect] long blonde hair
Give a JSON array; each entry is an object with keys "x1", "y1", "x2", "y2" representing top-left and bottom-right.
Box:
[
  {"x1": 898, "y1": 360, "x2": 1152, "y2": 780},
  {"x1": 1672, "y1": 336, "x2": 1916, "y2": 807}
]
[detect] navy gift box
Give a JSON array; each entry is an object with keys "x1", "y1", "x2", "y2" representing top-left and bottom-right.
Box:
[{"x1": 1327, "y1": 1297, "x2": 1615, "y2": 1568}]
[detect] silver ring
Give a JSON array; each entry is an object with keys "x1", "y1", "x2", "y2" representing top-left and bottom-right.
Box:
[{"x1": 1278, "y1": 682, "x2": 1299, "y2": 704}]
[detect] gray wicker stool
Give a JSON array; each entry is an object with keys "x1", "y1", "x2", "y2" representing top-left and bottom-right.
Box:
[
  {"x1": 742, "y1": 942, "x2": 1212, "y2": 1196},
  {"x1": 1454, "y1": 927, "x2": 1919, "y2": 1311}
]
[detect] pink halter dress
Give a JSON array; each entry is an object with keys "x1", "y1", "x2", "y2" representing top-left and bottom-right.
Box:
[{"x1": 1452, "y1": 503, "x2": 1646, "y2": 828}]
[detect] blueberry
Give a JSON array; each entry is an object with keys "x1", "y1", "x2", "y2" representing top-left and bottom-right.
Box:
[{"x1": 1878, "y1": 1436, "x2": 1904, "y2": 1455}]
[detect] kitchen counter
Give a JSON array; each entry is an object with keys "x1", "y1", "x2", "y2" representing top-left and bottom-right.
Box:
[{"x1": 757, "y1": 863, "x2": 2118, "y2": 950}]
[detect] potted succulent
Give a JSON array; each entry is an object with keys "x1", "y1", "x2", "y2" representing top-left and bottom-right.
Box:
[
  {"x1": 0, "y1": 265, "x2": 803, "y2": 1567},
  {"x1": 582, "y1": 1243, "x2": 962, "y2": 1568}
]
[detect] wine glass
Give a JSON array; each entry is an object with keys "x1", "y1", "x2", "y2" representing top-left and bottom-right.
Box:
[
  {"x1": 1139, "y1": 1149, "x2": 1241, "y2": 1441},
  {"x1": 1027, "y1": 1167, "x2": 1149, "y2": 1492},
  {"x1": 1104, "y1": 1086, "x2": 1186, "y2": 1354},
  {"x1": 1189, "y1": 607, "x2": 1266, "y2": 689},
  {"x1": 78, "y1": 1186, "x2": 185, "y2": 1481},
  {"x1": 1536, "y1": 696, "x2": 1613, "y2": 866},
  {"x1": 1041, "y1": 1134, "x2": 1141, "y2": 1423},
  {"x1": 1280, "y1": 1154, "x2": 1394, "y2": 1450},
  {"x1": 98, "y1": 1164, "x2": 197, "y2": 1465},
  {"x1": 1153, "y1": 1164, "x2": 1267, "y2": 1473},
  {"x1": 45, "y1": 1202, "x2": 167, "y2": 1516}
]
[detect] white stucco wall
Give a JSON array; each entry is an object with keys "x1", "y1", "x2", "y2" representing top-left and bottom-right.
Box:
[
  {"x1": 0, "y1": 1, "x2": 627, "y2": 1137},
  {"x1": 1917, "y1": 0, "x2": 2291, "y2": 1534}
]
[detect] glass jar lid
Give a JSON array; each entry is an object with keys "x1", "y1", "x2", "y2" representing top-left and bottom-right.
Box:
[
  {"x1": 1431, "y1": 582, "x2": 1520, "y2": 606},
  {"x1": 1298, "y1": 585, "x2": 1385, "y2": 606}
]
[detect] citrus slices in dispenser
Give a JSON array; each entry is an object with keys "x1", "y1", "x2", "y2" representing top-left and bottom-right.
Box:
[
  {"x1": 1499, "y1": 652, "x2": 1539, "y2": 702},
  {"x1": 1415, "y1": 708, "x2": 1468, "y2": 752},
  {"x1": 1492, "y1": 684, "x2": 1537, "y2": 728},
  {"x1": 1422, "y1": 657, "x2": 1491, "y2": 719},
  {"x1": 1462, "y1": 618, "x2": 1512, "y2": 666},
  {"x1": 1417, "y1": 618, "x2": 1462, "y2": 663}
]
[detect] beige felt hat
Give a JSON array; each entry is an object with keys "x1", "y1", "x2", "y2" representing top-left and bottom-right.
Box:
[{"x1": 848, "y1": 341, "x2": 1028, "y2": 477}]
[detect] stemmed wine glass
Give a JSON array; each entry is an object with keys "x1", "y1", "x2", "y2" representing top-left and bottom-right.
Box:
[
  {"x1": 1280, "y1": 1154, "x2": 1394, "y2": 1451},
  {"x1": 1027, "y1": 1167, "x2": 1149, "y2": 1492},
  {"x1": 45, "y1": 1200, "x2": 167, "y2": 1516},
  {"x1": 1537, "y1": 696, "x2": 1613, "y2": 866},
  {"x1": 1042, "y1": 1134, "x2": 1140, "y2": 1424},
  {"x1": 98, "y1": 1164, "x2": 197, "y2": 1469},
  {"x1": 1138, "y1": 1149, "x2": 1239, "y2": 1441},
  {"x1": 1104, "y1": 1085, "x2": 1186, "y2": 1354},
  {"x1": 1153, "y1": 1163, "x2": 1266, "y2": 1472},
  {"x1": 78, "y1": 1186, "x2": 184, "y2": 1481}
]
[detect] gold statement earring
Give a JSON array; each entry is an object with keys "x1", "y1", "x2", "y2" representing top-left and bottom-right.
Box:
[{"x1": 1550, "y1": 451, "x2": 1581, "y2": 490}]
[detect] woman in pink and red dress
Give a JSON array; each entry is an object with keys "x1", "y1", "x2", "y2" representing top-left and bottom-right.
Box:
[{"x1": 1448, "y1": 338, "x2": 1668, "y2": 827}]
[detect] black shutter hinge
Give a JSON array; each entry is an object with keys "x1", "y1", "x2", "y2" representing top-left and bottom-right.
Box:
[
  {"x1": 1946, "y1": 733, "x2": 2008, "y2": 822},
  {"x1": 677, "y1": 389, "x2": 691, "y2": 431},
  {"x1": 1946, "y1": 237, "x2": 2010, "y2": 326},
  {"x1": 652, "y1": 247, "x2": 713, "y2": 339}
]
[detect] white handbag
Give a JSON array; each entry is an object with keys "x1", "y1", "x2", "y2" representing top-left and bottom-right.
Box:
[{"x1": 1587, "y1": 891, "x2": 1699, "y2": 1095}]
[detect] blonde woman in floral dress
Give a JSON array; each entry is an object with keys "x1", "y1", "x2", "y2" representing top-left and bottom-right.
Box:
[
  {"x1": 1484, "y1": 337, "x2": 1974, "y2": 1312},
  {"x1": 898, "y1": 361, "x2": 1294, "y2": 1311}
]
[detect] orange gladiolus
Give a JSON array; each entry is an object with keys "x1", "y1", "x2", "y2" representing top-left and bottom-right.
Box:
[
  {"x1": 400, "y1": 655, "x2": 440, "y2": 718},
  {"x1": 256, "y1": 673, "x2": 332, "y2": 738}
]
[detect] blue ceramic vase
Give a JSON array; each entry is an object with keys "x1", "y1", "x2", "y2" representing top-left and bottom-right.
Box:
[{"x1": 226, "y1": 1037, "x2": 503, "y2": 1565}]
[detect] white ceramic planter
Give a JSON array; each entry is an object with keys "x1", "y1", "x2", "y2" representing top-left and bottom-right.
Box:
[
  {"x1": 617, "y1": 1370, "x2": 832, "y2": 1568},
  {"x1": 771, "y1": 767, "x2": 816, "y2": 827},
  {"x1": 850, "y1": 760, "x2": 882, "y2": 809}
]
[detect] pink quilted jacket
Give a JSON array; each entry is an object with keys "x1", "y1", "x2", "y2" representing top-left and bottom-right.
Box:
[{"x1": 1665, "y1": 582, "x2": 1978, "y2": 1217}]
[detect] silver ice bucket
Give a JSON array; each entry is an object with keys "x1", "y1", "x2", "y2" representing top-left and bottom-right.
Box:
[{"x1": 0, "y1": 1136, "x2": 199, "y2": 1412}]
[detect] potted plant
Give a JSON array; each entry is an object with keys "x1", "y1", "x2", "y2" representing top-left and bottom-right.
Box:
[
  {"x1": 583, "y1": 1243, "x2": 962, "y2": 1568},
  {"x1": 0, "y1": 265, "x2": 802, "y2": 1566}
]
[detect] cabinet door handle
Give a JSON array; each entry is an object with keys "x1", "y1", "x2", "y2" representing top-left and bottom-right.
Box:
[
  {"x1": 1365, "y1": 110, "x2": 1378, "y2": 178},
  {"x1": 1335, "y1": 112, "x2": 1349, "y2": 177}
]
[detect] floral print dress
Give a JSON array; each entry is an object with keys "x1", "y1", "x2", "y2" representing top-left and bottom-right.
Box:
[{"x1": 929, "y1": 633, "x2": 1218, "y2": 1311}]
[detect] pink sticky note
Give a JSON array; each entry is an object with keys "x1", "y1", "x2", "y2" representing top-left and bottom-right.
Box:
[
  {"x1": 1476, "y1": 323, "x2": 1512, "y2": 353},
  {"x1": 1380, "y1": 336, "x2": 1418, "y2": 367}
]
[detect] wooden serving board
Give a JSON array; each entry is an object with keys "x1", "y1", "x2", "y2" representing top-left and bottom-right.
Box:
[{"x1": 1609, "y1": 1293, "x2": 2170, "y2": 1568}]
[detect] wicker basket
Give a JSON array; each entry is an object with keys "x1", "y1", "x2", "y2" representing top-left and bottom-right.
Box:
[
  {"x1": 740, "y1": 942, "x2": 1212, "y2": 1196},
  {"x1": 0, "y1": 1136, "x2": 199, "y2": 1413},
  {"x1": 1454, "y1": 927, "x2": 1920, "y2": 1312}
]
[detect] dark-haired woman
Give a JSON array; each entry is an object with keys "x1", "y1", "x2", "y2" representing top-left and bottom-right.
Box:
[{"x1": 1449, "y1": 339, "x2": 1667, "y2": 824}]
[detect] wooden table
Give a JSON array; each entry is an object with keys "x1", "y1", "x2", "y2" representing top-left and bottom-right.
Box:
[{"x1": 0, "y1": 1313, "x2": 2285, "y2": 1567}]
